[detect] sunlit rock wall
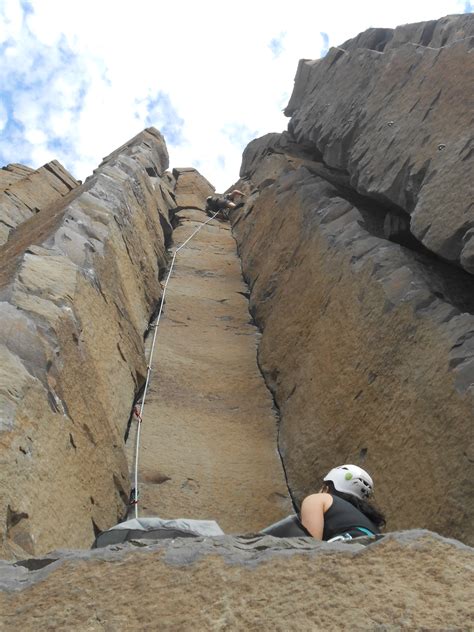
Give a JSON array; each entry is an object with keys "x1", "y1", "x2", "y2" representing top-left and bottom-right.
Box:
[
  {"x1": 231, "y1": 13, "x2": 474, "y2": 545},
  {"x1": 0, "y1": 128, "x2": 175, "y2": 558}
]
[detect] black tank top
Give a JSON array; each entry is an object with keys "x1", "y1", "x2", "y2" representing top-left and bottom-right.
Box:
[{"x1": 322, "y1": 495, "x2": 379, "y2": 540}]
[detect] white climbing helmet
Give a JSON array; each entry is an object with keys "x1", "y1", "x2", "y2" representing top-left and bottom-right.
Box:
[{"x1": 323, "y1": 464, "x2": 374, "y2": 500}]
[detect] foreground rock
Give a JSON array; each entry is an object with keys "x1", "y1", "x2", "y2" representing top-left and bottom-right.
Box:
[
  {"x1": 126, "y1": 168, "x2": 291, "y2": 531},
  {"x1": 0, "y1": 128, "x2": 173, "y2": 558},
  {"x1": 286, "y1": 13, "x2": 474, "y2": 271},
  {"x1": 0, "y1": 531, "x2": 471, "y2": 630}
]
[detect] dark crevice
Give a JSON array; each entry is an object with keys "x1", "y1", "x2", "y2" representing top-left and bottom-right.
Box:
[
  {"x1": 170, "y1": 208, "x2": 181, "y2": 229},
  {"x1": 255, "y1": 350, "x2": 300, "y2": 515},
  {"x1": 7, "y1": 506, "x2": 29, "y2": 531},
  {"x1": 233, "y1": 240, "x2": 298, "y2": 514},
  {"x1": 124, "y1": 380, "x2": 145, "y2": 443},
  {"x1": 91, "y1": 519, "x2": 101, "y2": 538},
  {"x1": 419, "y1": 20, "x2": 437, "y2": 47},
  {"x1": 159, "y1": 213, "x2": 173, "y2": 247},
  {"x1": 144, "y1": 298, "x2": 164, "y2": 340},
  {"x1": 14, "y1": 558, "x2": 57, "y2": 571},
  {"x1": 113, "y1": 473, "x2": 129, "y2": 508},
  {"x1": 347, "y1": 194, "x2": 474, "y2": 315},
  {"x1": 145, "y1": 166, "x2": 159, "y2": 178},
  {"x1": 124, "y1": 288, "x2": 168, "y2": 442}
]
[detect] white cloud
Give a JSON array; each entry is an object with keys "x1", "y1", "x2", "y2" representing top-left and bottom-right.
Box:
[
  {"x1": 0, "y1": 101, "x2": 7, "y2": 133},
  {"x1": 0, "y1": 0, "x2": 470, "y2": 190}
]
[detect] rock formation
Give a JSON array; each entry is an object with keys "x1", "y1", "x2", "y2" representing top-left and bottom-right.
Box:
[
  {"x1": 0, "y1": 129, "x2": 291, "y2": 559},
  {"x1": 0, "y1": 11, "x2": 473, "y2": 631},
  {"x1": 230, "y1": 13, "x2": 474, "y2": 545},
  {"x1": 125, "y1": 168, "x2": 291, "y2": 532},
  {"x1": 285, "y1": 13, "x2": 474, "y2": 270},
  {"x1": 0, "y1": 531, "x2": 472, "y2": 630},
  {"x1": 0, "y1": 128, "x2": 172, "y2": 558},
  {"x1": 0, "y1": 161, "x2": 79, "y2": 245}
]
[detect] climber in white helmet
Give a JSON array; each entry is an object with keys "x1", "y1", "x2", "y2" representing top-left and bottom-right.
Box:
[{"x1": 300, "y1": 464, "x2": 386, "y2": 541}]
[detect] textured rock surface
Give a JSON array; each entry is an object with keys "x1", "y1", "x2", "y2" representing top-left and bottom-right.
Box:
[
  {"x1": 0, "y1": 13, "x2": 472, "y2": 626},
  {"x1": 172, "y1": 166, "x2": 215, "y2": 209},
  {"x1": 0, "y1": 128, "x2": 173, "y2": 558},
  {"x1": 227, "y1": 13, "x2": 474, "y2": 545},
  {"x1": 0, "y1": 161, "x2": 79, "y2": 245},
  {"x1": 232, "y1": 129, "x2": 474, "y2": 544},
  {"x1": 0, "y1": 531, "x2": 472, "y2": 630},
  {"x1": 286, "y1": 14, "x2": 474, "y2": 270},
  {"x1": 125, "y1": 168, "x2": 291, "y2": 531}
]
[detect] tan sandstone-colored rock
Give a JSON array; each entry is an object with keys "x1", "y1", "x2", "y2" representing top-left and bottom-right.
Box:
[
  {"x1": 0, "y1": 531, "x2": 472, "y2": 630},
  {"x1": 232, "y1": 135, "x2": 474, "y2": 545},
  {"x1": 172, "y1": 166, "x2": 215, "y2": 209},
  {"x1": 0, "y1": 128, "x2": 173, "y2": 558},
  {"x1": 0, "y1": 160, "x2": 79, "y2": 245},
  {"x1": 125, "y1": 167, "x2": 291, "y2": 531}
]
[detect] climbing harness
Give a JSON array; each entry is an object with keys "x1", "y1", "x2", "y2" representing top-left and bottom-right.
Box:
[
  {"x1": 327, "y1": 527, "x2": 375, "y2": 542},
  {"x1": 131, "y1": 209, "x2": 221, "y2": 518}
]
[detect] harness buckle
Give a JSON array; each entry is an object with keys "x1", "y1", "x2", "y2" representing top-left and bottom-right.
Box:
[{"x1": 328, "y1": 533, "x2": 353, "y2": 543}]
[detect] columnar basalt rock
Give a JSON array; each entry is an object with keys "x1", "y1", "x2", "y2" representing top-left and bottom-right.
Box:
[
  {"x1": 172, "y1": 166, "x2": 215, "y2": 209},
  {"x1": 285, "y1": 14, "x2": 474, "y2": 270},
  {"x1": 125, "y1": 169, "x2": 291, "y2": 532},
  {"x1": 0, "y1": 128, "x2": 174, "y2": 558},
  {"x1": 0, "y1": 12, "x2": 472, "y2": 627},
  {"x1": 0, "y1": 161, "x2": 79, "y2": 245},
  {"x1": 231, "y1": 14, "x2": 474, "y2": 545}
]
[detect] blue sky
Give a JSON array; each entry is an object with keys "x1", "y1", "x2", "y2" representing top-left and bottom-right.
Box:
[{"x1": 0, "y1": 0, "x2": 471, "y2": 190}]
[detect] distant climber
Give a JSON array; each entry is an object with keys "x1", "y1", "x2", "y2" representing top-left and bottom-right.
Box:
[
  {"x1": 261, "y1": 464, "x2": 386, "y2": 541},
  {"x1": 205, "y1": 189, "x2": 245, "y2": 220}
]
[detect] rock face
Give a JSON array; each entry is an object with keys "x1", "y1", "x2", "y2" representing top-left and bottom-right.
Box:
[
  {"x1": 125, "y1": 168, "x2": 291, "y2": 532},
  {"x1": 172, "y1": 166, "x2": 215, "y2": 209},
  {"x1": 0, "y1": 13, "x2": 473, "y2": 628},
  {"x1": 285, "y1": 14, "x2": 474, "y2": 271},
  {"x1": 0, "y1": 134, "x2": 292, "y2": 560},
  {"x1": 0, "y1": 128, "x2": 173, "y2": 558},
  {"x1": 0, "y1": 531, "x2": 472, "y2": 630},
  {"x1": 0, "y1": 161, "x2": 79, "y2": 245},
  {"x1": 231, "y1": 14, "x2": 474, "y2": 545}
]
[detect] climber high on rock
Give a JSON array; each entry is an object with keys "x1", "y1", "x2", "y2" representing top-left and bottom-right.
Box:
[
  {"x1": 205, "y1": 189, "x2": 245, "y2": 220},
  {"x1": 262, "y1": 464, "x2": 386, "y2": 542}
]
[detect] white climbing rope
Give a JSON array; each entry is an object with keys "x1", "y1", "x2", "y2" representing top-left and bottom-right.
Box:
[{"x1": 132, "y1": 209, "x2": 221, "y2": 518}]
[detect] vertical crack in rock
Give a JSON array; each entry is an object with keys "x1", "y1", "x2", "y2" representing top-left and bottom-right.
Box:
[{"x1": 238, "y1": 249, "x2": 299, "y2": 514}]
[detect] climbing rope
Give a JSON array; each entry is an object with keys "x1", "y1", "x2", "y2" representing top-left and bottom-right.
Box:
[{"x1": 132, "y1": 209, "x2": 221, "y2": 518}]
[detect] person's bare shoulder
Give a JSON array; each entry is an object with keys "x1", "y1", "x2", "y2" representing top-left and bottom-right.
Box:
[{"x1": 302, "y1": 493, "x2": 333, "y2": 511}]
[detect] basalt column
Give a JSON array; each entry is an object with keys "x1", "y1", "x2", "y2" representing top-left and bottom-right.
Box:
[
  {"x1": 0, "y1": 128, "x2": 172, "y2": 558},
  {"x1": 126, "y1": 168, "x2": 292, "y2": 532}
]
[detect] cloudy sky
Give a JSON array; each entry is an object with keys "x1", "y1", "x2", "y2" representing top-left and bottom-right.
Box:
[{"x1": 0, "y1": 0, "x2": 472, "y2": 190}]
